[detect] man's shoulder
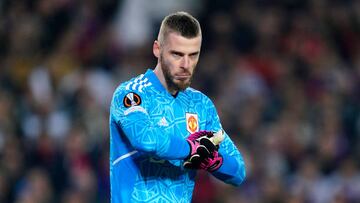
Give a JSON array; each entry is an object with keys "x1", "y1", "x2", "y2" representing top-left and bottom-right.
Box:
[
  {"x1": 184, "y1": 87, "x2": 210, "y2": 101},
  {"x1": 111, "y1": 73, "x2": 153, "y2": 107},
  {"x1": 114, "y1": 73, "x2": 152, "y2": 95},
  {"x1": 111, "y1": 73, "x2": 152, "y2": 110}
]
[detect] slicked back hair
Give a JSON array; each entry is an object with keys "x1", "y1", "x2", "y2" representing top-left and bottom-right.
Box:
[{"x1": 157, "y1": 11, "x2": 201, "y2": 46}]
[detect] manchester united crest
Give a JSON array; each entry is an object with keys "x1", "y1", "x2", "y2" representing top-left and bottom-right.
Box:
[{"x1": 186, "y1": 113, "x2": 199, "y2": 133}]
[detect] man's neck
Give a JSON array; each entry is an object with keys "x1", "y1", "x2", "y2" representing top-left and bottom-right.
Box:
[{"x1": 153, "y1": 65, "x2": 178, "y2": 95}]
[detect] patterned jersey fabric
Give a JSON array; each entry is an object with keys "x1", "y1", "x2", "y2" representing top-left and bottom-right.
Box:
[{"x1": 109, "y1": 69, "x2": 245, "y2": 203}]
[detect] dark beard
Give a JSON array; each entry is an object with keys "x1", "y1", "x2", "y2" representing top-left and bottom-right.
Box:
[{"x1": 160, "y1": 54, "x2": 192, "y2": 93}]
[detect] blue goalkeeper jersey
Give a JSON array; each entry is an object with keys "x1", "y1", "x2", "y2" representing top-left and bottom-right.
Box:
[{"x1": 109, "y1": 69, "x2": 246, "y2": 203}]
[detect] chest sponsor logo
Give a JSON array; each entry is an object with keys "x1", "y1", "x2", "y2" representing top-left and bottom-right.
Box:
[{"x1": 186, "y1": 113, "x2": 199, "y2": 134}]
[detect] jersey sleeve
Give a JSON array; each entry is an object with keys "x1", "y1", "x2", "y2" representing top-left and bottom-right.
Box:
[
  {"x1": 110, "y1": 87, "x2": 189, "y2": 160},
  {"x1": 204, "y1": 96, "x2": 246, "y2": 186}
]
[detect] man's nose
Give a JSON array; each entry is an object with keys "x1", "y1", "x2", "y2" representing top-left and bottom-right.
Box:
[{"x1": 181, "y1": 56, "x2": 190, "y2": 69}]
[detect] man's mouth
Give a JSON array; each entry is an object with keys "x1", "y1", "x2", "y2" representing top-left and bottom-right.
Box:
[{"x1": 174, "y1": 73, "x2": 191, "y2": 80}]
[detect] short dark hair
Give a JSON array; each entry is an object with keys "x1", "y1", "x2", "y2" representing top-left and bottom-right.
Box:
[{"x1": 158, "y1": 11, "x2": 201, "y2": 45}]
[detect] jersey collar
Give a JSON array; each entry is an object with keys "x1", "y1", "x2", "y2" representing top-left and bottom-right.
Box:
[
  {"x1": 145, "y1": 69, "x2": 186, "y2": 98},
  {"x1": 145, "y1": 69, "x2": 167, "y2": 93}
]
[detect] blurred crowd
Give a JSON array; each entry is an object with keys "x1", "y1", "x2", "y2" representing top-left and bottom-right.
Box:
[{"x1": 0, "y1": 0, "x2": 360, "y2": 203}]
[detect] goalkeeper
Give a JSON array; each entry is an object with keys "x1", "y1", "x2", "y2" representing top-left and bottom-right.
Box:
[{"x1": 109, "y1": 11, "x2": 246, "y2": 203}]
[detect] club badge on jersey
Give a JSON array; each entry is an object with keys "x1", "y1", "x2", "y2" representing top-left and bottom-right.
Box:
[{"x1": 186, "y1": 113, "x2": 199, "y2": 133}]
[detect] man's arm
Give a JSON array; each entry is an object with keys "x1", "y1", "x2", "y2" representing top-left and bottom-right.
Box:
[
  {"x1": 204, "y1": 96, "x2": 246, "y2": 186},
  {"x1": 212, "y1": 134, "x2": 246, "y2": 186},
  {"x1": 111, "y1": 88, "x2": 190, "y2": 160}
]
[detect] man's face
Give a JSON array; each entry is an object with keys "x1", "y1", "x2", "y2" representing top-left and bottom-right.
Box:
[{"x1": 159, "y1": 32, "x2": 201, "y2": 92}]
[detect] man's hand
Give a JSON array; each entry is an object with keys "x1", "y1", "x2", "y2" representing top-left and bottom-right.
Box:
[
  {"x1": 198, "y1": 150, "x2": 223, "y2": 172},
  {"x1": 183, "y1": 130, "x2": 223, "y2": 172},
  {"x1": 184, "y1": 131, "x2": 216, "y2": 167}
]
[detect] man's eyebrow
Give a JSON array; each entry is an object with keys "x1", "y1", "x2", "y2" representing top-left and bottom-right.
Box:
[
  {"x1": 189, "y1": 51, "x2": 200, "y2": 56},
  {"x1": 170, "y1": 50, "x2": 199, "y2": 56},
  {"x1": 170, "y1": 50, "x2": 184, "y2": 56}
]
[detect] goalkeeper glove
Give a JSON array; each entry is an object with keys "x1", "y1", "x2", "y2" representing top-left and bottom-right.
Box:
[
  {"x1": 198, "y1": 150, "x2": 223, "y2": 172},
  {"x1": 184, "y1": 131, "x2": 218, "y2": 170}
]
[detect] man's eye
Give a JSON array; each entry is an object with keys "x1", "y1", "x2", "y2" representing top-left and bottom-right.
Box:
[
  {"x1": 172, "y1": 53, "x2": 181, "y2": 58},
  {"x1": 190, "y1": 54, "x2": 198, "y2": 59}
]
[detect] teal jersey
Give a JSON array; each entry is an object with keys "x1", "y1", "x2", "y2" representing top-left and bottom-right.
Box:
[{"x1": 109, "y1": 69, "x2": 245, "y2": 203}]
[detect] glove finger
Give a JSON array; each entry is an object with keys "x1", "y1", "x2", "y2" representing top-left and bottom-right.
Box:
[
  {"x1": 199, "y1": 138, "x2": 216, "y2": 153},
  {"x1": 189, "y1": 154, "x2": 202, "y2": 166},
  {"x1": 196, "y1": 145, "x2": 211, "y2": 158},
  {"x1": 183, "y1": 160, "x2": 193, "y2": 169},
  {"x1": 184, "y1": 154, "x2": 201, "y2": 169}
]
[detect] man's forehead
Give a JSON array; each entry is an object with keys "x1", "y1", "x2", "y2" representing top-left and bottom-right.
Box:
[{"x1": 164, "y1": 32, "x2": 201, "y2": 51}]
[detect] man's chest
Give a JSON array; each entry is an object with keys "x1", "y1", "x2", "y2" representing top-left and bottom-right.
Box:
[{"x1": 147, "y1": 97, "x2": 205, "y2": 138}]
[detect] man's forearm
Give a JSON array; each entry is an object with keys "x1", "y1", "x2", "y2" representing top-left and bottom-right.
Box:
[
  {"x1": 120, "y1": 112, "x2": 190, "y2": 159},
  {"x1": 212, "y1": 153, "x2": 246, "y2": 186}
]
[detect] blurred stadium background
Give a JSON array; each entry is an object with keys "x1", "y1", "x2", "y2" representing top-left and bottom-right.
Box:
[{"x1": 1, "y1": 0, "x2": 360, "y2": 202}]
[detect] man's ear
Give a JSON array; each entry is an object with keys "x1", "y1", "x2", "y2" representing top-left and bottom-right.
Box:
[{"x1": 153, "y1": 40, "x2": 160, "y2": 58}]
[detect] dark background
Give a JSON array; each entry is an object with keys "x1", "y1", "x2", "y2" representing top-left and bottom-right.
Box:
[{"x1": 0, "y1": 0, "x2": 360, "y2": 202}]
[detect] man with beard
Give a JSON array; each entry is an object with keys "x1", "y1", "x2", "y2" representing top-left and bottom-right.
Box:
[{"x1": 109, "y1": 11, "x2": 246, "y2": 203}]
